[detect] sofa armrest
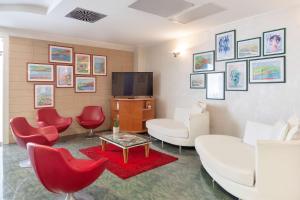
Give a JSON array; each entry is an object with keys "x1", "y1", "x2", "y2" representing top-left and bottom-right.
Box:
[{"x1": 188, "y1": 111, "x2": 210, "y2": 139}]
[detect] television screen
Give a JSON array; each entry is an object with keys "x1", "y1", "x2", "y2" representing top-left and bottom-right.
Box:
[{"x1": 112, "y1": 72, "x2": 153, "y2": 97}]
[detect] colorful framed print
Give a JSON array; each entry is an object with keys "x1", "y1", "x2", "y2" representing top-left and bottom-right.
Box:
[
  {"x1": 49, "y1": 45, "x2": 73, "y2": 64},
  {"x1": 92, "y1": 55, "x2": 107, "y2": 76},
  {"x1": 226, "y1": 61, "x2": 248, "y2": 91},
  {"x1": 263, "y1": 28, "x2": 286, "y2": 56},
  {"x1": 215, "y1": 30, "x2": 236, "y2": 61},
  {"x1": 237, "y1": 37, "x2": 261, "y2": 59},
  {"x1": 34, "y1": 84, "x2": 54, "y2": 109},
  {"x1": 190, "y1": 73, "x2": 206, "y2": 89},
  {"x1": 249, "y1": 56, "x2": 285, "y2": 84},
  {"x1": 75, "y1": 77, "x2": 96, "y2": 93},
  {"x1": 193, "y1": 51, "x2": 215, "y2": 72},
  {"x1": 75, "y1": 53, "x2": 91, "y2": 75},
  {"x1": 56, "y1": 65, "x2": 74, "y2": 88},
  {"x1": 206, "y1": 72, "x2": 225, "y2": 100},
  {"x1": 27, "y1": 63, "x2": 54, "y2": 82}
]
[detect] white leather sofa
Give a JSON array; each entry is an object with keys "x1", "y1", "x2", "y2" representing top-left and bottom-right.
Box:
[{"x1": 195, "y1": 119, "x2": 300, "y2": 200}]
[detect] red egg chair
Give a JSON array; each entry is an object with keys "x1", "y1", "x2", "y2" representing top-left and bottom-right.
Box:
[
  {"x1": 76, "y1": 106, "x2": 105, "y2": 138},
  {"x1": 37, "y1": 108, "x2": 72, "y2": 133},
  {"x1": 27, "y1": 143, "x2": 107, "y2": 200},
  {"x1": 10, "y1": 117, "x2": 59, "y2": 167}
]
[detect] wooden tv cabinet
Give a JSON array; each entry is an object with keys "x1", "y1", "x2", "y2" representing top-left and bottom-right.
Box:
[{"x1": 111, "y1": 98, "x2": 155, "y2": 133}]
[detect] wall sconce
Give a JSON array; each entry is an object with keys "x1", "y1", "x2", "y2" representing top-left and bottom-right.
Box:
[{"x1": 173, "y1": 52, "x2": 181, "y2": 58}]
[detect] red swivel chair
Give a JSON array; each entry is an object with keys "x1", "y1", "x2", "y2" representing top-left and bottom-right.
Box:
[
  {"x1": 10, "y1": 117, "x2": 59, "y2": 167},
  {"x1": 76, "y1": 106, "x2": 105, "y2": 138},
  {"x1": 27, "y1": 143, "x2": 107, "y2": 200},
  {"x1": 37, "y1": 108, "x2": 72, "y2": 133}
]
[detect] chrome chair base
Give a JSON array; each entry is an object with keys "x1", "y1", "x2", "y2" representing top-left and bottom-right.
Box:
[
  {"x1": 64, "y1": 192, "x2": 94, "y2": 200},
  {"x1": 85, "y1": 129, "x2": 97, "y2": 138}
]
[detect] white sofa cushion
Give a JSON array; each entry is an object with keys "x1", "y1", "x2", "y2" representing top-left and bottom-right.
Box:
[
  {"x1": 286, "y1": 126, "x2": 300, "y2": 141},
  {"x1": 196, "y1": 135, "x2": 255, "y2": 187}
]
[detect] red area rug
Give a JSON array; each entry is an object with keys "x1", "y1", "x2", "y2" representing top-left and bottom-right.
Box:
[{"x1": 79, "y1": 144, "x2": 178, "y2": 179}]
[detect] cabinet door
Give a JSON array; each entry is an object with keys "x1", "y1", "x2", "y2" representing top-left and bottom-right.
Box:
[{"x1": 119, "y1": 101, "x2": 143, "y2": 132}]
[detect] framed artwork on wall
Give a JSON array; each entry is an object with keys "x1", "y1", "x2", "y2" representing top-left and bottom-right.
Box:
[
  {"x1": 237, "y1": 37, "x2": 261, "y2": 59},
  {"x1": 190, "y1": 73, "x2": 206, "y2": 89},
  {"x1": 249, "y1": 56, "x2": 285, "y2": 84},
  {"x1": 75, "y1": 53, "x2": 91, "y2": 75},
  {"x1": 193, "y1": 51, "x2": 215, "y2": 72},
  {"x1": 226, "y1": 61, "x2": 248, "y2": 91},
  {"x1": 206, "y1": 72, "x2": 225, "y2": 100},
  {"x1": 56, "y1": 65, "x2": 74, "y2": 88},
  {"x1": 34, "y1": 84, "x2": 55, "y2": 108},
  {"x1": 49, "y1": 45, "x2": 73, "y2": 64},
  {"x1": 75, "y1": 77, "x2": 96, "y2": 93},
  {"x1": 92, "y1": 55, "x2": 107, "y2": 76},
  {"x1": 263, "y1": 28, "x2": 286, "y2": 56},
  {"x1": 27, "y1": 63, "x2": 54, "y2": 82},
  {"x1": 215, "y1": 30, "x2": 236, "y2": 61}
]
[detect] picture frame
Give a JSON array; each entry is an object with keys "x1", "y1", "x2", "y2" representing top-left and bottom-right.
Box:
[
  {"x1": 34, "y1": 84, "x2": 55, "y2": 109},
  {"x1": 215, "y1": 30, "x2": 236, "y2": 61},
  {"x1": 27, "y1": 63, "x2": 54, "y2": 82},
  {"x1": 190, "y1": 73, "x2": 206, "y2": 89},
  {"x1": 56, "y1": 65, "x2": 74, "y2": 88},
  {"x1": 193, "y1": 51, "x2": 215, "y2": 72},
  {"x1": 49, "y1": 45, "x2": 73, "y2": 64},
  {"x1": 92, "y1": 55, "x2": 107, "y2": 76},
  {"x1": 206, "y1": 72, "x2": 225, "y2": 100},
  {"x1": 226, "y1": 61, "x2": 248, "y2": 91},
  {"x1": 263, "y1": 28, "x2": 286, "y2": 56},
  {"x1": 249, "y1": 56, "x2": 285, "y2": 84},
  {"x1": 75, "y1": 77, "x2": 96, "y2": 93},
  {"x1": 237, "y1": 37, "x2": 261, "y2": 59},
  {"x1": 75, "y1": 53, "x2": 91, "y2": 75}
]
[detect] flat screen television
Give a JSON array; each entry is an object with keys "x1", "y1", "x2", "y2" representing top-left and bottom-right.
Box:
[{"x1": 112, "y1": 72, "x2": 153, "y2": 97}]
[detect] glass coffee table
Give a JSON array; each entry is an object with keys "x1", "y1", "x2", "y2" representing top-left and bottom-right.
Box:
[{"x1": 99, "y1": 132, "x2": 151, "y2": 163}]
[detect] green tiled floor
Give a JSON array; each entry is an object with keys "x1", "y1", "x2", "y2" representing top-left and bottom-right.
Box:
[{"x1": 2, "y1": 134, "x2": 236, "y2": 200}]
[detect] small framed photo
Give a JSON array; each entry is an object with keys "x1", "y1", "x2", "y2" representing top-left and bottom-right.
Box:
[
  {"x1": 27, "y1": 63, "x2": 54, "y2": 82},
  {"x1": 237, "y1": 37, "x2": 261, "y2": 59},
  {"x1": 56, "y1": 65, "x2": 74, "y2": 88},
  {"x1": 226, "y1": 61, "x2": 248, "y2": 91},
  {"x1": 34, "y1": 84, "x2": 55, "y2": 109},
  {"x1": 75, "y1": 53, "x2": 91, "y2": 75},
  {"x1": 263, "y1": 28, "x2": 286, "y2": 56},
  {"x1": 75, "y1": 77, "x2": 96, "y2": 93},
  {"x1": 193, "y1": 51, "x2": 215, "y2": 72},
  {"x1": 92, "y1": 55, "x2": 107, "y2": 76},
  {"x1": 206, "y1": 72, "x2": 225, "y2": 100},
  {"x1": 49, "y1": 45, "x2": 73, "y2": 64},
  {"x1": 249, "y1": 56, "x2": 285, "y2": 84},
  {"x1": 190, "y1": 73, "x2": 206, "y2": 89},
  {"x1": 215, "y1": 30, "x2": 236, "y2": 61}
]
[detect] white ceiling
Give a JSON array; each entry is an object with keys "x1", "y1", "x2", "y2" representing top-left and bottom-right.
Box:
[{"x1": 0, "y1": 0, "x2": 299, "y2": 49}]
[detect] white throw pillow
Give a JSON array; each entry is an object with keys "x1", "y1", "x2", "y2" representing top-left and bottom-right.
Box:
[
  {"x1": 286, "y1": 126, "x2": 300, "y2": 141},
  {"x1": 272, "y1": 120, "x2": 289, "y2": 140},
  {"x1": 288, "y1": 115, "x2": 300, "y2": 129},
  {"x1": 191, "y1": 101, "x2": 207, "y2": 114}
]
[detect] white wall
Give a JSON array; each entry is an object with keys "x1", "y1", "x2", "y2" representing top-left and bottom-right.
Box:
[{"x1": 143, "y1": 6, "x2": 300, "y2": 137}]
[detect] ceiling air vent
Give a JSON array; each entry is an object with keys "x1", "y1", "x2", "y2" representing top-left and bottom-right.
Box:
[{"x1": 65, "y1": 7, "x2": 106, "y2": 23}]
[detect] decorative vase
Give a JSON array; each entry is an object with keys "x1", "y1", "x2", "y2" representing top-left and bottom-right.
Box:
[{"x1": 113, "y1": 126, "x2": 119, "y2": 134}]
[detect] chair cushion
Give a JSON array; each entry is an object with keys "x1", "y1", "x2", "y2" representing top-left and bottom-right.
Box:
[
  {"x1": 146, "y1": 119, "x2": 189, "y2": 138},
  {"x1": 195, "y1": 135, "x2": 255, "y2": 187}
]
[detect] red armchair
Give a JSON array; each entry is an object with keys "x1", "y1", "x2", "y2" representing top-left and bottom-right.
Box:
[
  {"x1": 37, "y1": 108, "x2": 72, "y2": 133},
  {"x1": 10, "y1": 117, "x2": 59, "y2": 167},
  {"x1": 27, "y1": 143, "x2": 107, "y2": 200},
  {"x1": 76, "y1": 106, "x2": 105, "y2": 138}
]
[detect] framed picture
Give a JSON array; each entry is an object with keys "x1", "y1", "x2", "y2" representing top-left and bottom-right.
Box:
[
  {"x1": 226, "y1": 61, "x2": 248, "y2": 91},
  {"x1": 206, "y1": 72, "x2": 225, "y2": 100},
  {"x1": 215, "y1": 30, "x2": 236, "y2": 61},
  {"x1": 34, "y1": 84, "x2": 54, "y2": 108},
  {"x1": 75, "y1": 53, "x2": 91, "y2": 75},
  {"x1": 49, "y1": 45, "x2": 73, "y2": 64},
  {"x1": 27, "y1": 63, "x2": 54, "y2": 82},
  {"x1": 92, "y1": 55, "x2": 107, "y2": 75},
  {"x1": 75, "y1": 77, "x2": 96, "y2": 93},
  {"x1": 249, "y1": 56, "x2": 285, "y2": 83},
  {"x1": 190, "y1": 73, "x2": 206, "y2": 89},
  {"x1": 193, "y1": 51, "x2": 215, "y2": 72},
  {"x1": 263, "y1": 28, "x2": 286, "y2": 56},
  {"x1": 56, "y1": 65, "x2": 74, "y2": 88},
  {"x1": 237, "y1": 37, "x2": 261, "y2": 59}
]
